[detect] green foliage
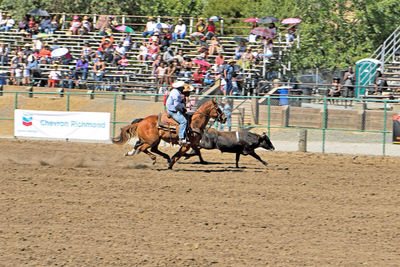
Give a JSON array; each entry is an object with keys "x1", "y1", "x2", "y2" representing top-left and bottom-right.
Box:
[
  {"x1": 201, "y1": 0, "x2": 400, "y2": 71},
  {"x1": 136, "y1": 0, "x2": 204, "y2": 17}
]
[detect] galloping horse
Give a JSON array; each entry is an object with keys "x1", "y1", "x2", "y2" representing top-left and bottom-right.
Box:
[{"x1": 112, "y1": 98, "x2": 227, "y2": 169}]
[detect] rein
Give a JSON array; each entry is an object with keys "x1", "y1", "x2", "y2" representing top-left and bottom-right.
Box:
[
  {"x1": 193, "y1": 102, "x2": 224, "y2": 121},
  {"x1": 192, "y1": 103, "x2": 223, "y2": 131}
]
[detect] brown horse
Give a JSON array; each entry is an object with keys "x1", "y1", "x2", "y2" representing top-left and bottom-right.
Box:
[{"x1": 112, "y1": 98, "x2": 227, "y2": 169}]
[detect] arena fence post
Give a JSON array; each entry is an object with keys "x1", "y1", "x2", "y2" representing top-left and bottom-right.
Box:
[
  {"x1": 298, "y1": 129, "x2": 307, "y2": 152},
  {"x1": 112, "y1": 93, "x2": 117, "y2": 138},
  {"x1": 66, "y1": 93, "x2": 70, "y2": 111},
  {"x1": 0, "y1": 84, "x2": 3, "y2": 96},
  {"x1": 89, "y1": 89, "x2": 94, "y2": 100},
  {"x1": 252, "y1": 97, "x2": 259, "y2": 124},
  {"x1": 59, "y1": 87, "x2": 64, "y2": 98},
  {"x1": 28, "y1": 86, "x2": 33, "y2": 98},
  {"x1": 383, "y1": 100, "x2": 387, "y2": 156},
  {"x1": 267, "y1": 97, "x2": 271, "y2": 137},
  {"x1": 14, "y1": 92, "x2": 18, "y2": 109},
  {"x1": 322, "y1": 97, "x2": 327, "y2": 153},
  {"x1": 215, "y1": 95, "x2": 220, "y2": 130}
]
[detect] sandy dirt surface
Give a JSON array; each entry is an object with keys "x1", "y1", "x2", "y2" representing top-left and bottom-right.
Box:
[{"x1": 0, "y1": 139, "x2": 399, "y2": 266}]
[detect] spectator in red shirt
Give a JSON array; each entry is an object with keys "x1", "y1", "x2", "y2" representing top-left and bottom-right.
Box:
[
  {"x1": 202, "y1": 20, "x2": 216, "y2": 41},
  {"x1": 38, "y1": 45, "x2": 52, "y2": 63},
  {"x1": 192, "y1": 69, "x2": 203, "y2": 85}
]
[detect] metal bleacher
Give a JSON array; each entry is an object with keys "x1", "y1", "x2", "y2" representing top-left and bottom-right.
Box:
[{"x1": 0, "y1": 14, "x2": 295, "y2": 94}]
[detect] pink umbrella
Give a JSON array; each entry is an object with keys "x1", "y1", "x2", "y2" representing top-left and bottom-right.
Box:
[
  {"x1": 115, "y1": 25, "x2": 135, "y2": 33},
  {"x1": 250, "y1": 27, "x2": 274, "y2": 38},
  {"x1": 281, "y1": 18, "x2": 302, "y2": 24},
  {"x1": 244, "y1": 17, "x2": 259, "y2": 23},
  {"x1": 193, "y1": 59, "x2": 211, "y2": 68}
]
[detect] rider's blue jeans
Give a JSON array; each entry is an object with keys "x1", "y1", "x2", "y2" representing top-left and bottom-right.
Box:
[{"x1": 167, "y1": 110, "x2": 187, "y2": 139}]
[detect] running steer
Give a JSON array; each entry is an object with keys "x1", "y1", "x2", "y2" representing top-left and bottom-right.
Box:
[{"x1": 194, "y1": 130, "x2": 275, "y2": 168}]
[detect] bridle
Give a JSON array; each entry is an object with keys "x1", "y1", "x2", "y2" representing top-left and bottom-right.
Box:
[{"x1": 193, "y1": 101, "x2": 225, "y2": 123}]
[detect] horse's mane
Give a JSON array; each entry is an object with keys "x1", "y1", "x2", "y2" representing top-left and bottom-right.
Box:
[
  {"x1": 196, "y1": 100, "x2": 213, "y2": 113},
  {"x1": 131, "y1": 118, "x2": 143, "y2": 124}
]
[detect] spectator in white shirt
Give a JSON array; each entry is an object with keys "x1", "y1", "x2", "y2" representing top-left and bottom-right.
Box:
[
  {"x1": 113, "y1": 42, "x2": 126, "y2": 67},
  {"x1": 138, "y1": 42, "x2": 148, "y2": 63},
  {"x1": 142, "y1": 17, "x2": 157, "y2": 38},
  {"x1": 0, "y1": 15, "x2": 15, "y2": 32},
  {"x1": 32, "y1": 36, "x2": 43, "y2": 51},
  {"x1": 172, "y1": 19, "x2": 186, "y2": 41},
  {"x1": 48, "y1": 65, "x2": 62, "y2": 87}
]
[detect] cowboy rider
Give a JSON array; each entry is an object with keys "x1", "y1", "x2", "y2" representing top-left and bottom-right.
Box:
[{"x1": 166, "y1": 81, "x2": 189, "y2": 145}]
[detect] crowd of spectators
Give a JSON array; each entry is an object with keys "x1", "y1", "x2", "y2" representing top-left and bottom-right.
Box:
[{"x1": 0, "y1": 12, "x2": 289, "y2": 94}]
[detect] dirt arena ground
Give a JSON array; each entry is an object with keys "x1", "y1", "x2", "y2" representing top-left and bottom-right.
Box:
[{"x1": 0, "y1": 139, "x2": 399, "y2": 266}]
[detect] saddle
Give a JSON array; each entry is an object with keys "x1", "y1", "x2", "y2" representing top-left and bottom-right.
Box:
[
  {"x1": 157, "y1": 111, "x2": 179, "y2": 132},
  {"x1": 157, "y1": 111, "x2": 201, "y2": 135}
]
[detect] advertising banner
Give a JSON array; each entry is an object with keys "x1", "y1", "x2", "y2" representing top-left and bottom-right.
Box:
[
  {"x1": 393, "y1": 114, "x2": 400, "y2": 145},
  {"x1": 14, "y1": 109, "x2": 110, "y2": 141}
]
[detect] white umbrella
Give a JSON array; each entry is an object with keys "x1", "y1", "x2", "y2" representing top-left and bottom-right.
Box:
[
  {"x1": 209, "y1": 16, "x2": 220, "y2": 22},
  {"x1": 51, "y1": 48, "x2": 69, "y2": 57},
  {"x1": 156, "y1": 23, "x2": 169, "y2": 29},
  {"x1": 281, "y1": 18, "x2": 302, "y2": 24}
]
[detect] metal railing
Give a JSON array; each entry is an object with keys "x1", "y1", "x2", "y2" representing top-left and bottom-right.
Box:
[
  {"x1": 371, "y1": 24, "x2": 400, "y2": 68},
  {"x1": 0, "y1": 90, "x2": 399, "y2": 157},
  {"x1": 358, "y1": 25, "x2": 400, "y2": 88}
]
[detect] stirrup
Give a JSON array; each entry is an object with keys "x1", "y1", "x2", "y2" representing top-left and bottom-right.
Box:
[{"x1": 179, "y1": 139, "x2": 190, "y2": 146}]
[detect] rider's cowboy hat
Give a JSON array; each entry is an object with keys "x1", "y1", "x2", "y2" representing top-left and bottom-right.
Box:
[
  {"x1": 172, "y1": 81, "x2": 185, "y2": 89},
  {"x1": 182, "y1": 84, "x2": 195, "y2": 93}
]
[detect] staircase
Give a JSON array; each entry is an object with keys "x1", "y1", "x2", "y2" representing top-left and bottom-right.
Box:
[
  {"x1": 383, "y1": 57, "x2": 400, "y2": 89},
  {"x1": 366, "y1": 25, "x2": 400, "y2": 91},
  {"x1": 231, "y1": 98, "x2": 253, "y2": 127}
]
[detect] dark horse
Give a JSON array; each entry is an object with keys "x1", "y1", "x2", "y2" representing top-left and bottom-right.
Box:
[{"x1": 112, "y1": 98, "x2": 227, "y2": 169}]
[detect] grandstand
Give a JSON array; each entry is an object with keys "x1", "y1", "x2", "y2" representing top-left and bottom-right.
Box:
[{"x1": 0, "y1": 12, "x2": 295, "y2": 95}]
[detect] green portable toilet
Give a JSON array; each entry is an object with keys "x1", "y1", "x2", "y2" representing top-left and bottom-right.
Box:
[{"x1": 355, "y1": 58, "x2": 381, "y2": 97}]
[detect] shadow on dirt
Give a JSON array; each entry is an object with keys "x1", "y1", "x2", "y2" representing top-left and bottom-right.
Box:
[
  {"x1": 177, "y1": 161, "x2": 225, "y2": 165},
  {"x1": 156, "y1": 168, "x2": 244, "y2": 173}
]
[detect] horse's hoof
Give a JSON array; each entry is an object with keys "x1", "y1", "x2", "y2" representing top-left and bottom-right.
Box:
[
  {"x1": 152, "y1": 160, "x2": 156, "y2": 165},
  {"x1": 124, "y1": 153, "x2": 128, "y2": 156},
  {"x1": 263, "y1": 162, "x2": 268, "y2": 166}
]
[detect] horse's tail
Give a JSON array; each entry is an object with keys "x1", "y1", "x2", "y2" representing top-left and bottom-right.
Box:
[{"x1": 112, "y1": 118, "x2": 143, "y2": 145}]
